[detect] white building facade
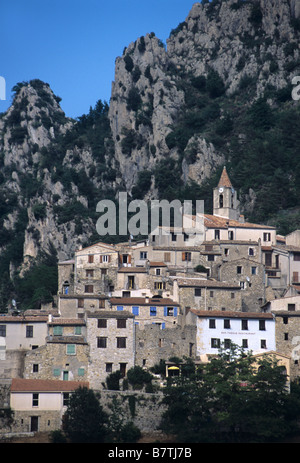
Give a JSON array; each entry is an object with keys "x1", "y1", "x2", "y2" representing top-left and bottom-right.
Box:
[{"x1": 187, "y1": 310, "x2": 275, "y2": 361}]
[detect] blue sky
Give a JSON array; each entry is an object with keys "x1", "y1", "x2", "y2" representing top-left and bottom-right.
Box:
[{"x1": 1, "y1": 0, "x2": 197, "y2": 119}]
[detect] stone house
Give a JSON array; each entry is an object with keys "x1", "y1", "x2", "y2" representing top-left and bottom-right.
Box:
[
  {"x1": 186, "y1": 310, "x2": 275, "y2": 362},
  {"x1": 109, "y1": 296, "x2": 181, "y2": 329},
  {"x1": 10, "y1": 378, "x2": 88, "y2": 433},
  {"x1": 263, "y1": 294, "x2": 300, "y2": 380},
  {"x1": 135, "y1": 323, "x2": 197, "y2": 369},
  {"x1": 73, "y1": 242, "x2": 119, "y2": 295},
  {"x1": 85, "y1": 310, "x2": 135, "y2": 389},
  {"x1": 58, "y1": 294, "x2": 108, "y2": 318},
  {"x1": 173, "y1": 277, "x2": 242, "y2": 315},
  {"x1": 219, "y1": 257, "x2": 266, "y2": 311},
  {"x1": 23, "y1": 317, "x2": 89, "y2": 383}
]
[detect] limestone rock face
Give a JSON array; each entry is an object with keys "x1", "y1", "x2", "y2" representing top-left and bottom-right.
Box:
[
  {"x1": 0, "y1": 0, "x2": 299, "y2": 287},
  {"x1": 108, "y1": 0, "x2": 300, "y2": 192}
]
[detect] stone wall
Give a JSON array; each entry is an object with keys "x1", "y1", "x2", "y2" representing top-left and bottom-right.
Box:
[
  {"x1": 135, "y1": 323, "x2": 197, "y2": 369},
  {"x1": 275, "y1": 313, "x2": 300, "y2": 381},
  {"x1": 23, "y1": 342, "x2": 89, "y2": 382},
  {"x1": 99, "y1": 390, "x2": 166, "y2": 433}
]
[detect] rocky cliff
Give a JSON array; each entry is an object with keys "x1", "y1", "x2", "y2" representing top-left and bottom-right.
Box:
[{"x1": 0, "y1": 0, "x2": 299, "y2": 309}]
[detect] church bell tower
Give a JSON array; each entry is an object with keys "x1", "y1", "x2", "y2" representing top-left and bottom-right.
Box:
[{"x1": 213, "y1": 167, "x2": 240, "y2": 221}]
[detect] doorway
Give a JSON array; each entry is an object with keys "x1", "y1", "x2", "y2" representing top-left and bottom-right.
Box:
[{"x1": 30, "y1": 416, "x2": 39, "y2": 432}]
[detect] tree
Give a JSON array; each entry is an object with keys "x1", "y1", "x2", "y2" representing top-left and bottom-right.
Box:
[
  {"x1": 161, "y1": 345, "x2": 300, "y2": 443},
  {"x1": 63, "y1": 387, "x2": 108, "y2": 443}
]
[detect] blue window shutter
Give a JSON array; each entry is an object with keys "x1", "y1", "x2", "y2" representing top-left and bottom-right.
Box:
[
  {"x1": 164, "y1": 306, "x2": 168, "y2": 316},
  {"x1": 161, "y1": 322, "x2": 166, "y2": 329},
  {"x1": 132, "y1": 306, "x2": 139, "y2": 316},
  {"x1": 117, "y1": 306, "x2": 123, "y2": 311},
  {"x1": 150, "y1": 306, "x2": 156, "y2": 316},
  {"x1": 174, "y1": 307, "x2": 178, "y2": 317}
]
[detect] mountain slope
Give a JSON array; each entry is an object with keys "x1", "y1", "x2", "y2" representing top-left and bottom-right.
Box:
[{"x1": 0, "y1": 0, "x2": 300, "y2": 310}]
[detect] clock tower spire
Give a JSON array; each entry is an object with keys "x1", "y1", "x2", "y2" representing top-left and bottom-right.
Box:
[{"x1": 213, "y1": 167, "x2": 240, "y2": 220}]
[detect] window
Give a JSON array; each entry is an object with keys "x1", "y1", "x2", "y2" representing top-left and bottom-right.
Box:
[
  {"x1": 86, "y1": 269, "x2": 94, "y2": 278},
  {"x1": 97, "y1": 337, "x2": 107, "y2": 348},
  {"x1": 132, "y1": 306, "x2": 139, "y2": 316},
  {"x1": 249, "y1": 248, "x2": 254, "y2": 256},
  {"x1": 259, "y1": 320, "x2": 266, "y2": 331},
  {"x1": 211, "y1": 338, "x2": 220, "y2": 348},
  {"x1": 101, "y1": 255, "x2": 110, "y2": 263},
  {"x1": 215, "y1": 230, "x2": 220, "y2": 240},
  {"x1": 66, "y1": 344, "x2": 76, "y2": 355},
  {"x1": 195, "y1": 288, "x2": 201, "y2": 297},
  {"x1": 164, "y1": 252, "x2": 171, "y2": 262},
  {"x1": 171, "y1": 232, "x2": 177, "y2": 242},
  {"x1": 284, "y1": 333, "x2": 289, "y2": 341},
  {"x1": 242, "y1": 339, "x2": 248, "y2": 348},
  {"x1": 98, "y1": 319, "x2": 107, "y2": 328},
  {"x1": 106, "y1": 363, "x2": 113, "y2": 373},
  {"x1": 154, "y1": 282, "x2": 166, "y2": 290},
  {"x1": 150, "y1": 307, "x2": 157, "y2": 316},
  {"x1": 231, "y1": 292, "x2": 235, "y2": 299},
  {"x1": 78, "y1": 368, "x2": 85, "y2": 376},
  {"x1": 224, "y1": 248, "x2": 229, "y2": 256},
  {"x1": 241, "y1": 319, "x2": 248, "y2": 330},
  {"x1": 99, "y1": 299, "x2": 105, "y2": 308},
  {"x1": 63, "y1": 393, "x2": 70, "y2": 406},
  {"x1": 207, "y1": 254, "x2": 215, "y2": 261},
  {"x1": 32, "y1": 393, "x2": 39, "y2": 407},
  {"x1": 228, "y1": 231, "x2": 234, "y2": 240},
  {"x1": 209, "y1": 319, "x2": 216, "y2": 329},
  {"x1": 33, "y1": 364, "x2": 39, "y2": 373},
  {"x1": 210, "y1": 290, "x2": 214, "y2": 298},
  {"x1": 88, "y1": 255, "x2": 94, "y2": 263},
  {"x1": 53, "y1": 368, "x2": 60, "y2": 377},
  {"x1": 263, "y1": 233, "x2": 271, "y2": 241},
  {"x1": 261, "y1": 339, "x2": 267, "y2": 349},
  {"x1": 77, "y1": 298, "x2": 84, "y2": 308},
  {"x1": 237, "y1": 266, "x2": 242, "y2": 274},
  {"x1": 26, "y1": 326, "x2": 33, "y2": 338},
  {"x1": 140, "y1": 251, "x2": 147, "y2": 259},
  {"x1": 74, "y1": 326, "x2": 81, "y2": 335},
  {"x1": 84, "y1": 285, "x2": 93, "y2": 293},
  {"x1": 182, "y1": 252, "x2": 191, "y2": 261},
  {"x1": 224, "y1": 319, "x2": 230, "y2": 329},
  {"x1": 164, "y1": 307, "x2": 177, "y2": 317},
  {"x1": 283, "y1": 316, "x2": 288, "y2": 325},
  {"x1": 155, "y1": 268, "x2": 161, "y2": 276},
  {"x1": 224, "y1": 339, "x2": 231, "y2": 349},
  {"x1": 288, "y1": 304, "x2": 296, "y2": 311},
  {"x1": 117, "y1": 337, "x2": 126, "y2": 348},
  {"x1": 0, "y1": 325, "x2": 6, "y2": 337},
  {"x1": 53, "y1": 326, "x2": 63, "y2": 336},
  {"x1": 294, "y1": 253, "x2": 300, "y2": 261},
  {"x1": 251, "y1": 266, "x2": 257, "y2": 275},
  {"x1": 117, "y1": 319, "x2": 126, "y2": 328}
]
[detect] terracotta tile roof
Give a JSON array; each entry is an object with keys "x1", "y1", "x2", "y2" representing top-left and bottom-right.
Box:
[
  {"x1": 176, "y1": 278, "x2": 241, "y2": 289},
  {"x1": 109, "y1": 297, "x2": 180, "y2": 306},
  {"x1": 218, "y1": 166, "x2": 232, "y2": 188},
  {"x1": 11, "y1": 378, "x2": 89, "y2": 392},
  {"x1": 189, "y1": 309, "x2": 273, "y2": 319},
  {"x1": 0, "y1": 315, "x2": 48, "y2": 323},
  {"x1": 48, "y1": 318, "x2": 86, "y2": 325},
  {"x1": 149, "y1": 262, "x2": 167, "y2": 267},
  {"x1": 203, "y1": 214, "x2": 275, "y2": 230},
  {"x1": 86, "y1": 310, "x2": 134, "y2": 318}
]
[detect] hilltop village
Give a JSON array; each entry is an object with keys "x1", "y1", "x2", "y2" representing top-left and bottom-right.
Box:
[{"x1": 1, "y1": 167, "x2": 300, "y2": 435}]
